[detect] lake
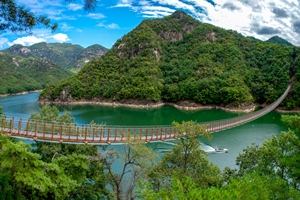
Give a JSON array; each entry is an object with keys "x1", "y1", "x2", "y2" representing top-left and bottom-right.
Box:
[{"x1": 0, "y1": 92, "x2": 289, "y2": 169}]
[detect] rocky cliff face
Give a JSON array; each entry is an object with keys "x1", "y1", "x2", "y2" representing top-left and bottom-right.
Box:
[
  {"x1": 158, "y1": 32, "x2": 183, "y2": 41},
  {"x1": 157, "y1": 12, "x2": 197, "y2": 41},
  {"x1": 112, "y1": 10, "x2": 199, "y2": 60}
]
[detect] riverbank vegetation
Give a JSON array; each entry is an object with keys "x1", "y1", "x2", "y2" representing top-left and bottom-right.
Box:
[
  {"x1": 40, "y1": 11, "x2": 300, "y2": 110},
  {"x1": 0, "y1": 106, "x2": 300, "y2": 199}
]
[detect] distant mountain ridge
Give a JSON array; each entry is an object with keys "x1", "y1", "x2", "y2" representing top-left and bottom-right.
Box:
[
  {"x1": 2, "y1": 42, "x2": 108, "y2": 71},
  {"x1": 0, "y1": 53, "x2": 73, "y2": 94},
  {"x1": 266, "y1": 36, "x2": 294, "y2": 46}
]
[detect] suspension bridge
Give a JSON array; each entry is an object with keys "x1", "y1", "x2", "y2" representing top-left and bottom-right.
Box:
[{"x1": 0, "y1": 84, "x2": 292, "y2": 145}]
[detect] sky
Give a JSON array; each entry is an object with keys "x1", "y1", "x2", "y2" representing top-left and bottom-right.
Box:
[{"x1": 0, "y1": 0, "x2": 300, "y2": 50}]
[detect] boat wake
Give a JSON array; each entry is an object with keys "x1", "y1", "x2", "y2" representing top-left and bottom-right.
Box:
[
  {"x1": 200, "y1": 143, "x2": 216, "y2": 153},
  {"x1": 156, "y1": 142, "x2": 228, "y2": 154},
  {"x1": 201, "y1": 143, "x2": 228, "y2": 153}
]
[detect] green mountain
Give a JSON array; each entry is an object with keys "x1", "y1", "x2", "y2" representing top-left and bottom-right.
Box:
[
  {"x1": 39, "y1": 11, "x2": 300, "y2": 110},
  {"x1": 71, "y1": 44, "x2": 109, "y2": 73},
  {"x1": 0, "y1": 53, "x2": 73, "y2": 94},
  {"x1": 266, "y1": 36, "x2": 294, "y2": 46},
  {"x1": 2, "y1": 43, "x2": 108, "y2": 71}
]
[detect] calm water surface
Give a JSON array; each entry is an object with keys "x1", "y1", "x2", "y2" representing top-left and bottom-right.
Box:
[{"x1": 0, "y1": 92, "x2": 289, "y2": 169}]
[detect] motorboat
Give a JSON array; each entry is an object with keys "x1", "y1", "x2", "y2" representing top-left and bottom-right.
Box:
[{"x1": 215, "y1": 147, "x2": 228, "y2": 153}]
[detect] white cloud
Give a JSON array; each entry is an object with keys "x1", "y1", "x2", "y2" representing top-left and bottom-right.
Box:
[
  {"x1": 139, "y1": 0, "x2": 150, "y2": 6},
  {"x1": 97, "y1": 22, "x2": 120, "y2": 29},
  {"x1": 31, "y1": 29, "x2": 52, "y2": 37},
  {"x1": 196, "y1": 0, "x2": 300, "y2": 44},
  {"x1": 152, "y1": 0, "x2": 197, "y2": 13},
  {"x1": 114, "y1": 0, "x2": 134, "y2": 7},
  {"x1": 8, "y1": 36, "x2": 46, "y2": 46},
  {"x1": 107, "y1": 23, "x2": 120, "y2": 29},
  {"x1": 111, "y1": 0, "x2": 300, "y2": 45},
  {"x1": 16, "y1": 0, "x2": 65, "y2": 19},
  {"x1": 113, "y1": 0, "x2": 190, "y2": 17},
  {"x1": 140, "y1": 5, "x2": 175, "y2": 17},
  {"x1": 51, "y1": 14, "x2": 77, "y2": 21},
  {"x1": 87, "y1": 13, "x2": 106, "y2": 19},
  {"x1": 2, "y1": 31, "x2": 71, "y2": 49},
  {"x1": 8, "y1": 0, "x2": 300, "y2": 47},
  {"x1": 68, "y1": 3, "x2": 82, "y2": 11},
  {"x1": 142, "y1": 11, "x2": 174, "y2": 18},
  {"x1": 60, "y1": 23, "x2": 74, "y2": 31},
  {"x1": 15, "y1": 0, "x2": 79, "y2": 22},
  {"x1": 141, "y1": 5, "x2": 175, "y2": 13},
  {"x1": 112, "y1": 0, "x2": 139, "y2": 11},
  {"x1": 0, "y1": 38, "x2": 9, "y2": 49},
  {"x1": 16, "y1": 0, "x2": 62, "y2": 12},
  {"x1": 52, "y1": 33, "x2": 70, "y2": 43}
]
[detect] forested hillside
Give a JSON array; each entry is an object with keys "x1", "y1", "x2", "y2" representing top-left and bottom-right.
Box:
[
  {"x1": 266, "y1": 36, "x2": 294, "y2": 46},
  {"x1": 0, "y1": 53, "x2": 72, "y2": 94},
  {"x1": 39, "y1": 11, "x2": 300, "y2": 110},
  {"x1": 2, "y1": 43, "x2": 108, "y2": 71}
]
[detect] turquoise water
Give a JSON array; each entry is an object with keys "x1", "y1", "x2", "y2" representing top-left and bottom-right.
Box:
[{"x1": 0, "y1": 92, "x2": 289, "y2": 169}]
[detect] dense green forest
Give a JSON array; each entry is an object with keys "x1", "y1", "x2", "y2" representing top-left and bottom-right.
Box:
[
  {"x1": 0, "y1": 106, "x2": 299, "y2": 199},
  {"x1": 2, "y1": 42, "x2": 108, "y2": 72},
  {"x1": 0, "y1": 53, "x2": 73, "y2": 94},
  {"x1": 0, "y1": 42, "x2": 108, "y2": 95},
  {"x1": 266, "y1": 35, "x2": 294, "y2": 46},
  {"x1": 39, "y1": 11, "x2": 300, "y2": 110}
]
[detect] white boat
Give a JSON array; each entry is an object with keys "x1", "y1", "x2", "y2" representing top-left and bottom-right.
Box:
[{"x1": 215, "y1": 147, "x2": 228, "y2": 153}]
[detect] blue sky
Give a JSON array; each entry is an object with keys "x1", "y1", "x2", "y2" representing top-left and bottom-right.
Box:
[{"x1": 1, "y1": 0, "x2": 300, "y2": 50}]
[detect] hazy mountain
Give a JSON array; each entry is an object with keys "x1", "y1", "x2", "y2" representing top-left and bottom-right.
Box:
[
  {"x1": 0, "y1": 52, "x2": 73, "y2": 94},
  {"x1": 2, "y1": 42, "x2": 108, "y2": 72}
]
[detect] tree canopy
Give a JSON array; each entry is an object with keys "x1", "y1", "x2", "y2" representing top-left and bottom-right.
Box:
[
  {"x1": 137, "y1": 118, "x2": 300, "y2": 199},
  {"x1": 1, "y1": 114, "x2": 300, "y2": 199},
  {"x1": 29, "y1": 104, "x2": 74, "y2": 123},
  {"x1": 146, "y1": 121, "x2": 222, "y2": 192}
]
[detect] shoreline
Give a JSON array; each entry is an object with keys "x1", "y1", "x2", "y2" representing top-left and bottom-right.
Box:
[
  {"x1": 39, "y1": 99, "x2": 298, "y2": 113},
  {"x1": 1, "y1": 92, "x2": 297, "y2": 113},
  {"x1": 275, "y1": 108, "x2": 300, "y2": 113},
  {"x1": 0, "y1": 90, "x2": 42, "y2": 97},
  {"x1": 39, "y1": 99, "x2": 256, "y2": 113}
]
